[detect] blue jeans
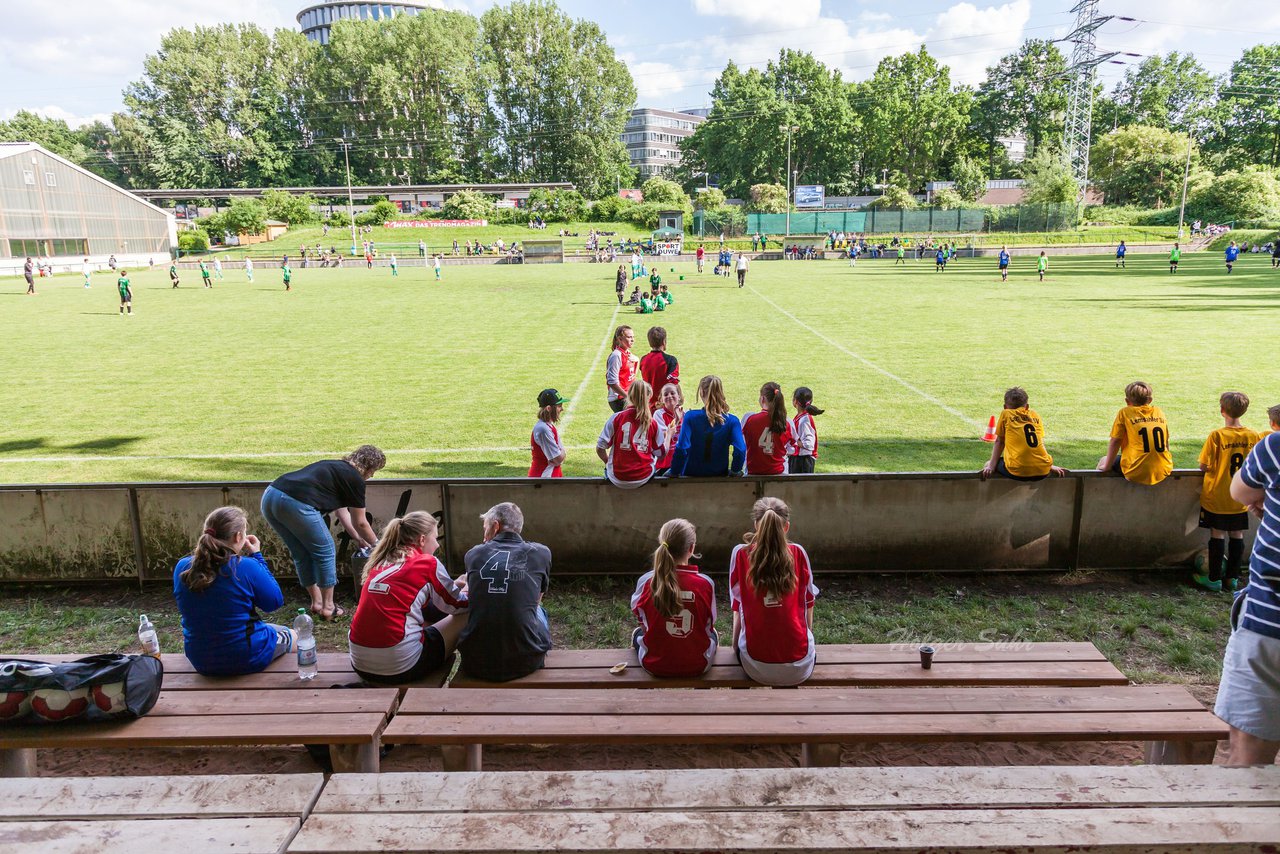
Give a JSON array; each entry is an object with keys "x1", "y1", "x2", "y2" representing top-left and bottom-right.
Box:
[{"x1": 260, "y1": 486, "x2": 337, "y2": 589}]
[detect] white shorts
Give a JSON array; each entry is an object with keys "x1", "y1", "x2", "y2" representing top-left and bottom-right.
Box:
[
  {"x1": 1215, "y1": 625, "x2": 1280, "y2": 742},
  {"x1": 736, "y1": 632, "x2": 816, "y2": 687}
]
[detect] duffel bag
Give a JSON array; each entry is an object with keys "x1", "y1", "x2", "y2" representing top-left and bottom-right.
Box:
[{"x1": 0, "y1": 654, "x2": 163, "y2": 726}]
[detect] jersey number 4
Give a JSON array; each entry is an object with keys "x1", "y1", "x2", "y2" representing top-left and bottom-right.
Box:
[
  {"x1": 478, "y1": 552, "x2": 512, "y2": 594},
  {"x1": 757, "y1": 429, "x2": 775, "y2": 456}
]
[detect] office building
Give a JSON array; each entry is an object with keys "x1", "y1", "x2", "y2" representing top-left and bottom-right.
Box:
[
  {"x1": 622, "y1": 108, "x2": 706, "y2": 180},
  {"x1": 297, "y1": 2, "x2": 434, "y2": 44}
]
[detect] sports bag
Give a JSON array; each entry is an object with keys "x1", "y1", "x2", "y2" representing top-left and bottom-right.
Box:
[{"x1": 0, "y1": 654, "x2": 163, "y2": 726}]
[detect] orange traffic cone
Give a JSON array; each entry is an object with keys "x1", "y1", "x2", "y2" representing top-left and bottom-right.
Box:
[{"x1": 981, "y1": 415, "x2": 997, "y2": 442}]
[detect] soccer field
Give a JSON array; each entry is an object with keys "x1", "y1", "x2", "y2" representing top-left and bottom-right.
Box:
[{"x1": 3, "y1": 250, "x2": 1277, "y2": 484}]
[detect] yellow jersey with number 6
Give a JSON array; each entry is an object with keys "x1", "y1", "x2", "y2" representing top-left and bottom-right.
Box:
[
  {"x1": 1110, "y1": 404, "x2": 1173, "y2": 485},
  {"x1": 998, "y1": 407, "x2": 1053, "y2": 477},
  {"x1": 1199, "y1": 426, "x2": 1259, "y2": 514}
]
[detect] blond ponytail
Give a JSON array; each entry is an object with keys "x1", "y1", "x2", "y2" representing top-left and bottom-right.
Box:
[
  {"x1": 650, "y1": 518, "x2": 696, "y2": 618},
  {"x1": 362, "y1": 511, "x2": 437, "y2": 584},
  {"x1": 628, "y1": 379, "x2": 653, "y2": 438},
  {"x1": 745, "y1": 498, "x2": 795, "y2": 601}
]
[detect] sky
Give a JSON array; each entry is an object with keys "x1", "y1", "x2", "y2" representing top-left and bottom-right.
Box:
[{"x1": 1, "y1": 0, "x2": 1278, "y2": 127}]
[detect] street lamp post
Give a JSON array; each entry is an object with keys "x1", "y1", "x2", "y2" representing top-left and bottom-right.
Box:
[
  {"x1": 1176, "y1": 134, "x2": 1194, "y2": 240},
  {"x1": 780, "y1": 124, "x2": 798, "y2": 237},
  {"x1": 335, "y1": 139, "x2": 357, "y2": 256}
]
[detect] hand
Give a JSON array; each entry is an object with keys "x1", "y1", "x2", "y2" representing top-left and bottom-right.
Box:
[
  {"x1": 1248, "y1": 501, "x2": 1265, "y2": 520},
  {"x1": 454, "y1": 574, "x2": 469, "y2": 593},
  {"x1": 1050, "y1": 466, "x2": 1068, "y2": 478},
  {"x1": 979, "y1": 463, "x2": 993, "y2": 481},
  {"x1": 244, "y1": 534, "x2": 261, "y2": 552},
  {"x1": 1096, "y1": 456, "x2": 1110, "y2": 472}
]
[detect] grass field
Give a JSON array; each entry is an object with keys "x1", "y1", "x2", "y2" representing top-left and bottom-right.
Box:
[{"x1": 3, "y1": 248, "x2": 1279, "y2": 484}]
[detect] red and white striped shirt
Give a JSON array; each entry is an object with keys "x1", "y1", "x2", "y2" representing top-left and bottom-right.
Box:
[
  {"x1": 788, "y1": 412, "x2": 818, "y2": 458},
  {"x1": 529, "y1": 421, "x2": 563, "y2": 478},
  {"x1": 348, "y1": 551, "x2": 467, "y2": 676}
]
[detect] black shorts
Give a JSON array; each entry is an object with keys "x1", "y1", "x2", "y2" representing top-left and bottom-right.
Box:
[
  {"x1": 995, "y1": 457, "x2": 1047, "y2": 482},
  {"x1": 1199, "y1": 509, "x2": 1249, "y2": 532},
  {"x1": 119, "y1": 290, "x2": 131, "y2": 303},
  {"x1": 354, "y1": 625, "x2": 448, "y2": 684},
  {"x1": 609, "y1": 398, "x2": 625, "y2": 413},
  {"x1": 788, "y1": 455, "x2": 815, "y2": 474}
]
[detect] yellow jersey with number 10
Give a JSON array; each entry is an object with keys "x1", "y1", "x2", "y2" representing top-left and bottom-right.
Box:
[
  {"x1": 997, "y1": 407, "x2": 1053, "y2": 477},
  {"x1": 1110, "y1": 404, "x2": 1173, "y2": 485},
  {"x1": 1199, "y1": 426, "x2": 1260, "y2": 514}
]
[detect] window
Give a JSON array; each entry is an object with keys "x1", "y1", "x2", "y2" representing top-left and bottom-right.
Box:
[
  {"x1": 45, "y1": 172, "x2": 55, "y2": 187},
  {"x1": 22, "y1": 170, "x2": 34, "y2": 185}
]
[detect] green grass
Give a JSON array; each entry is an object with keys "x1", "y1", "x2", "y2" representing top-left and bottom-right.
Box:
[
  {"x1": 0, "y1": 571, "x2": 1231, "y2": 684},
  {"x1": 4, "y1": 248, "x2": 1280, "y2": 483}
]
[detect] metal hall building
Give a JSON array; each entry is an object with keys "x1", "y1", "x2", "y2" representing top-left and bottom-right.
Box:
[{"x1": 0, "y1": 142, "x2": 175, "y2": 275}]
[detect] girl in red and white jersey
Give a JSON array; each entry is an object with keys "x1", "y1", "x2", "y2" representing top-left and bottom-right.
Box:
[
  {"x1": 729, "y1": 498, "x2": 818, "y2": 686},
  {"x1": 604, "y1": 325, "x2": 639, "y2": 413},
  {"x1": 348, "y1": 512, "x2": 468, "y2": 684},
  {"x1": 786, "y1": 386, "x2": 824, "y2": 474},
  {"x1": 629, "y1": 518, "x2": 717, "y2": 678},
  {"x1": 597, "y1": 380, "x2": 664, "y2": 488},
  {"x1": 652, "y1": 382, "x2": 683, "y2": 477},
  {"x1": 742, "y1": 382, "x2": 793, "y2": 476},
  {"x1": 529, "y1": 388, "x2": 566, "y2": 478}
]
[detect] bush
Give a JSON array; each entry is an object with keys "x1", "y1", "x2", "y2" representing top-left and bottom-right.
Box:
[
  {"x1": 364, "y1": 199, "x2": 399, "y2": 226},
  {"x1": 223, "y1": 198, "x2": 267, "y2": 236},
  {"x1": 177, "y1": 228, "x2": 209, "y2": 252},
  {"x1": 260, "y1": 189, "x2": 320, "y2": 226},
  {"x1": 626, "y1": 203, "x2": 662, "y2": 230},
  {"x1": 588, "y1": 195, "x2": 636, "y2": 222},
  {"x1": 866, "y1": 186, "x2": 919, "y2": 210},
  {"x1": 747, "y1": 183, "x2": 788, "y2": 213},
  {"x1": 695, "y1": 187, "x2": 727, "y2": 209},
  {"x1": 699, "y1": 205, "x2": 746, "y2": 236},
  {"x1": 527, "y1": 188, "x2": 587, "y2": 222},
  {"x1": 1021, "y1": 148, "x2": 1078, "y2": 205},
  {"x1": 1190, "y1": 168, "x2": 1280, "y2": 223},
  {"x1": 442, "y1": 190, "x2": 495, "y2": 221},
  {"x1": 930, "y1": 188, "x2": 965, "y2": 210},
  {"x1": 639, "y1": 177, "x2": 689, "y2": 209}
]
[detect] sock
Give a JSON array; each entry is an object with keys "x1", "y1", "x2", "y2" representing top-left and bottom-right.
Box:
[
  {"x1": 1207, "y1": 537, "x2": 1225, "y2": 583},
  {"x1": 1226, "y1": 538, "x2": 1245, "y2": 583}
]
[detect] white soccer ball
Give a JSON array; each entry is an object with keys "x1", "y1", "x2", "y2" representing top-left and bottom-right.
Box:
[
  {"x1": 31, "y1": 687, "x2": 90, "y2": 722},
  {"x1": 91, "y1": 682, "x2": 127, "y2": 715},
  {"x1": 0, "y1": 690, "x2": 31, "y2": 721}
]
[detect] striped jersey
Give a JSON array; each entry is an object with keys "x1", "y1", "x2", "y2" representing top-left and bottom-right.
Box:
[
  {"x1": 598, "y1": 407, "x2": 664, "y2": 487},
  {"x1": 788, "y1": 412, "x2": 818, "y2": 458},
  {"x1": 348, "y1": 552, "x2": 467, "y2": 675},
  {"x1": 630, "y1": 566, "x2": 718, "y2": 677},
  {"x1": 729, "y1": 543, "x2": 818, "y2": 665},
  {"x1": 1236, "y1": 434, "x2": 1280, "y2": 639}
]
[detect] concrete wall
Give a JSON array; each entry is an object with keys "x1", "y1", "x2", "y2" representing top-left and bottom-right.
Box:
[{"x1": 0, "y1": 470, "x2": 1232, "y2": 585}]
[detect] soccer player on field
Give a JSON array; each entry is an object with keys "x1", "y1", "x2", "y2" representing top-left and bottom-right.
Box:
[
  {"x1": 605, "y1": 325, "x2": 639, "y2": 414},
  {"x1": 998, "y1": 246, "x2": 1010, "y2": 282},
  {"x1": 434, "y1": 255, "x2": 442, "y2": 281},
  {"x1": 630, "y1": 518, "x2": 717, "y2": 678},
  {"x1": 1115, "y1": 241, "x2": 1126, "y2": 268},
  {"x1": 636, "y1": 293, "x2": 654, "y2": 314},
  {"x1": 389, "y1": 255, "x2": 398, "y2": 277},
  {"x1": 659, "y1": 285, "x2": 672, "y2": 306},
  {"x1": 696, "y1": 244, "x2": 705, "y2": 273},
  {"x1": 743, "y1": 382, "x2": 793, "y2": 476},
  {"x1": 615, "y1": 265, "x2": 627, "y2": 303},
  {"x1": 213, "y1": 257, "x2": 223, "y2": 280},
  {"x1": 169, "y1": 263, "x2": 180, "y2": 288},
  {"x1": 1271, "y1": 241, "x2": 1280, "y2": 269},
  {"x1": 82, "y1": 257, "x2": 92, "y2": 288},
  {"x1": 597, "y1": 380, "x2": 664, "y2": 489},
  {"x1": 979, "y1": 387, "x2": 1066, "y2": 482},
  {"x1": 736, "y1": 252, "x2": 749, "y2": 288},
  {"x1": 1225, "y1": 241, "x2": 1240, "y2": 274},
  {"x1": 1097, "y1": 381, "x2": 1172, "y2": 486},
  {"x1": 895, "y1": 244, "x2": 905, "y2": 265},
  {"x1": 282, "y1": 263, "x2": 292, "y2": 292},
  {"x1": 935, "y1": 246, "x2": 946, "y2": 272},
  {"x1": 117, "y1": 270, "x2": 132, "y2": 316},
  {"x1": 1169, "y1": 242, "x2": 1181, "y2": 274},
  {"x1": 244, "y1": 257, "x2": 254, "y2": 282},
  {"x1": 1037, "y1": 251, "x2": 1047, "y2": 282},
  {"x1": 529, "y1": 389, "x2": 567, "y2": 478},
  {"x1": 1194, "y1": 391, "x2": 1259, "y2": 592},
  {"x1": 639, "y1": 327, "x2": 679, "y2": 409},
  {"x1": 649, "y1": 269, "x2": 661, "y2": 294},
  {"x1": 199, "y1": 260, "x2": 212, "y2": 288}
]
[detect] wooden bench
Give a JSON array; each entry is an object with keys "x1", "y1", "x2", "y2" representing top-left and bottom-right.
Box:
[
  {"x1": 0, "y1": 651, "x2": 449, "y2": 777},
  {"x1": 385, "y1": 685, "x2": 1228, "y2": 771},
  {"x1": 448, "y1": 642, "x2": 1130, "y2": 688},
  {"x1": 290, "y1": 765, "x2": 1280, "y2": 852},
  {"x1": 0, "y1": 772, "x2": 322, "y2": 854}
]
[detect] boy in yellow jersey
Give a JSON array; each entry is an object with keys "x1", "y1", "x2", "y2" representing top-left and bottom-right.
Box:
[
  {"x1": 980, "y1": 387, "x2": 1067, "y2": 481},
  {"x1": 1097, "y1": 381, "x2": 1173, "y2": 485},
  {"x1": 1195, "y1": 391, "x2": 1260, "y2": 592}
]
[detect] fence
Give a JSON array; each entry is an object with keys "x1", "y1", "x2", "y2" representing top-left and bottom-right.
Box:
[
  {"x1": 0, "y1": 470, "x2": 1223, "y2": 585},
  {"x1": 747, "y1": 204, "x2": 1077, "y2": 236}
]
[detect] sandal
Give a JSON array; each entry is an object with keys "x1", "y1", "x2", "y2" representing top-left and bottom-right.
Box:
[{"x1": 321, "y1": 605, "x2": 347, "y2": 622}]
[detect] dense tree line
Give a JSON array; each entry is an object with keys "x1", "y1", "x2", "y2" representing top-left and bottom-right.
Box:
[{"x1": 0, "y1": 1, "x2": 634, "y2": 196}]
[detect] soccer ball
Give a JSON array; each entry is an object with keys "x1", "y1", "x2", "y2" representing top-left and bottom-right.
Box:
[
  {"x1": 0, "y1": 691, "x2": 30, "y2": 721},
  {"x1": 31, "y1": 687, "x2": 89, "y2": 722},
  {"x1": 1193, "y1": 550, "x2": 1208, "y2": 574},
  {"x1": 91, "y1": 682, "x2": 127, "y2": 715}
]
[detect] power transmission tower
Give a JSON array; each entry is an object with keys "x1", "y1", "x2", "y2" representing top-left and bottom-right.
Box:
[{"x1": 1060, "y1": 0, "x2": 1117, "y2": 200}]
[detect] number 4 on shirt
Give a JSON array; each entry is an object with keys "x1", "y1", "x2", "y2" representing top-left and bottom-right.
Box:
[{"x1": 479, "y1": 552, "x2": 512, "y2": 594}]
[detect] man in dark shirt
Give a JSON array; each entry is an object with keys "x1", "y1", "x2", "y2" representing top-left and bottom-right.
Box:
[{"x1": 457, "y1": 502, "x2": 552, "y2": 682}]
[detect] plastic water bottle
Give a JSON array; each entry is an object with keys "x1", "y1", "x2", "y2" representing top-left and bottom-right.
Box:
[
  {"x1": 294, "y1": 608, "x2": 317, "y2": 680},
  {"x1": 137, "y1": 614, "x2": 160, "y2": 659}
]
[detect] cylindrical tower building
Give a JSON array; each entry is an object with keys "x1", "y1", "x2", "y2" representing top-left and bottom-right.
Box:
[{"x1": 297, "y1": 2, "x2": 434, "y2": 44}]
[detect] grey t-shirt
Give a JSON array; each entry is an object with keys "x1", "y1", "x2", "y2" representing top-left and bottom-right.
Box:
[{"x1": 457, "y1": 531, "x2": 552, "y2": 681}]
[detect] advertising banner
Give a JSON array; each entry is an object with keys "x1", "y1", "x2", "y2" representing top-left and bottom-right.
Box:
[
  {"x1": 794, "y1": 185, "x2": 825, "y2": 208},
  {"x1": 385, "y1": 220, "x2": 488, "y2": 228},
  {"x1": 656, "y1": 241, "x2": 682, "y2": 256}
]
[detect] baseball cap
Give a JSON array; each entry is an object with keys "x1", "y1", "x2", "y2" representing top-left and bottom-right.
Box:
[{"x1": 538, "y1": 389, "x2": 568, "y2": 407}]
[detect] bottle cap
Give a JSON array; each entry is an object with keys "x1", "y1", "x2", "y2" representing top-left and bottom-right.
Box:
[
  {"x1": 297, "y1": 608, "x2": 306, "y2": 615},
  {"x1": 140, "y1": 614, "x2": 148, "y2": 622}
]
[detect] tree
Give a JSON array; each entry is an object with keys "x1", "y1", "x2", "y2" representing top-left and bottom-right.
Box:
[
  {"x1": 972, "y1": 40, "x2": 1069, "y2": 172},
  {"x1": 260, "y1": 190, "x2": 320, "y2": 225},
  {"x1": 680, "y1": 50, "x2": 858, "y2": 198},
  {"x1": 1190, "y1": 168, "x2": 1280, "y2": 222},
  {"x1": 951, "y1": 156, "x2": 988, "y2": 202},
  {"x1": 1112, "y1": 52, "x2": 1216, "y2": 133},
  {"x1": 857, "y1": 47, "x2": 971, "y2": 191},
  {"x1": 526, "y1": 188, "x2": 586, "y2": 221},
  {"x1": 442, "y1": 190, "x2": 495, "y2": 221},
  {"x1": 1210, "y1": 45, "x2": 1280, "y2": 169},
  {"x1": 1090, "y1": 126, "x2": 1198, "y2": 208},
  {"x1": 223, "y1": 198, "x2": 267, "y2": 235},
  {"x1": 480, "y1": 0, "x2": 635, "y2": 198},
  {"x1": 867, "y1": 186, "x2": 918, "y2": 209},
  {"x1": 1020, "y1": 148, "x2": 1078, "y2": 204},
  {"x1": 0, "y1": 111, "x2": 91, "y2": 162},
  {"x1": 639, "y1": 176, "x2": 689, "y2": 209},
  {"x1": 696, "y1": 187, "x2": 727, "y2": 209},
  {"x1": 178, "y1": 228, "x2": 210, "y2": 252},
  {"x1": 747, "y1": 183, "x2": 788, "y2": 213},
  {"x1": 930, "y1": 188, "x2": 965, "y2": 209}
]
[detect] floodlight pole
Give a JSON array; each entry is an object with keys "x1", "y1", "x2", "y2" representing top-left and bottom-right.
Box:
[
  {"x1": 780, "y1": 124, "x2": 798, "y2": 237},
  {"x1": 336, "y1": 139, "x2": 357, "y2": 255},
  {"x1": 1176, "y1": 134, "x2": 1193, "y2": 240}
]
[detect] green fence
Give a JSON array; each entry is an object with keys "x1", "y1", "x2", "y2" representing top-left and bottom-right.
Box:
[{"x1": 747, "y1": 203, "x2": 1076, "y2": 236}]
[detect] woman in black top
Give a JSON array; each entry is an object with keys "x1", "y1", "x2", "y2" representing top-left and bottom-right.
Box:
[{"x1": 261, "y1": 445, "x2": 385, "y2": 620}]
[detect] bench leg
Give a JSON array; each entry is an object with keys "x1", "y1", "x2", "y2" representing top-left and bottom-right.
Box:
[
  {"x1": 1144, "y1": 740, "x2": 1218, "y2": 765},
  {"x1": 440, "y1": 744, "x2": 482, "y2": 772},
  {"x1": 801, "y1": 743, "x2": 841, "y2": 768},
  {"x1": 0, "y1": 749, "x2": 36, "y2": 777},
  {"x1": 330, "y1": 742, "x2": 380, "y2": 774}
]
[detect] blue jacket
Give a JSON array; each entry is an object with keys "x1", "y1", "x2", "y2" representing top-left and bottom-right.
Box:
[
  {"x1": 998, "y1": 251, "x2": 1010, "y2": 266},
  {"x1": 669, "y1": 410, "x2": 745, "y2": 477},
  {"x1": 1116, "y1": 244, "x2": 1126, "y2": 257},
  {"x1": 1226, "y1": 246, "x2": 1239, "y2": 262},
  {"x1": 173, "y1": 553, "x2": 286, "y2": 676}
]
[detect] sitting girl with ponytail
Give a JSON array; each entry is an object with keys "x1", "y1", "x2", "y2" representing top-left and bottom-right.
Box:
[
  {"x1": 786, "y1": 387, "x2": 824, "y2": 474},
  {"x1": 173, "y1": 506, "x2": 296, "y2": 677},
  {"x1": 729, "y1": 498, "x2": 819, "y2": 686},
  {"x1": 597, "y1": 379, "x2": 664, "y2": 488},
  {"x1": 629, "y1": 519, "x2": 718, "y2": 678},
  {"x1": 348, "y1": 512, "x2": 469, "y2": 684}
]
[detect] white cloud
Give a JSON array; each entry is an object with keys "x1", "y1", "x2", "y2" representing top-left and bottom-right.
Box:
[
  {"x1": 625, "y1": 59, "x2": 695, "y2": 106},
  {"x1": 692, "y1": 0, "x2": 821, "y2": 26},
  {"x1": 1, "y1": 105, "x2": 113, "y2": 129},
  {"x1": 924, "y1": 0, "x2": 1032, "y2": 84}
]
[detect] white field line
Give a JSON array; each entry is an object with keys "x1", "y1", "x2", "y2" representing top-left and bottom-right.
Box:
[
  {"x1": 747, "y1": 284, "x2": 983, "y2": 430},
  {"x1": 560, "y1": 301, "x2": 622, "y2": 434}
]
